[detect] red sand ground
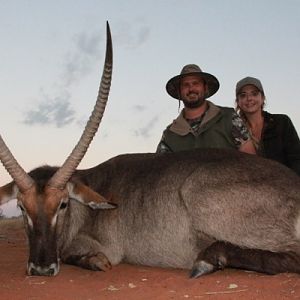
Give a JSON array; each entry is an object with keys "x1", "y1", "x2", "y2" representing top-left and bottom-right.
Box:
[{"x1": 0, "y1": 218, "x2": 299, "y2": 300}]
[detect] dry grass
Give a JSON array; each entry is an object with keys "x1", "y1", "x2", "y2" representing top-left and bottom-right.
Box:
[{"x1": 0, "y1": 216, "x2": 24, "y2": 231}]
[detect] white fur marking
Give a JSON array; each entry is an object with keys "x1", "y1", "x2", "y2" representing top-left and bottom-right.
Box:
[
  {"x1": 67, "y1": 182, "x2": 84, "y2": 204},
  {"x1": 27, "y1": 215, "x2": 33, "y2": 228},
  {"x1": 88, "y1": 201, "x2": 115, "y2": 210},
  {"x1": 51, "y1": 213, "x2": 58, "y2": 227}
]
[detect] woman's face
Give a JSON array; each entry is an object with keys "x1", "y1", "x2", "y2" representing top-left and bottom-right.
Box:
[{"x1": 236, "y1": 84, "x2": 265, "y2": 114}]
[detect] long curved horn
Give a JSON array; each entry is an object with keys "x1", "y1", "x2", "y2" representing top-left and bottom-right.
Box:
[
  {"x1": 0, "y1": 135, "x2": 34, "y2": 192},
  {"x1": 47, "y1": 22, "x2": 113, "y2": 189}
]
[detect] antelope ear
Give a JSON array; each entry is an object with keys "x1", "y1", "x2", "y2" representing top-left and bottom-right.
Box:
[
  {"x1": 66, "y1": 182, "x2": 117, "y2": 210},
  {"x1": 0, "y1": 182, "x2": 19, "y2": 205}
]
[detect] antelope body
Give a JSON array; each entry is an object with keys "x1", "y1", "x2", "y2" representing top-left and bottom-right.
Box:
[{"x1": 1, "y1": 23, "x2": 300, "y2": 277}]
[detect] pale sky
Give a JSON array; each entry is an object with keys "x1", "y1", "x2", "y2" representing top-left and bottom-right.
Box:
[{"x1": 1, "y1": 0, "x2": 300, "y2": 216}]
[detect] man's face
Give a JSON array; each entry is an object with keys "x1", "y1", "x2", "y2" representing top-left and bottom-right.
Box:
[{"x1": 180, "y1": 75, "x2": 208, "y2": 108}]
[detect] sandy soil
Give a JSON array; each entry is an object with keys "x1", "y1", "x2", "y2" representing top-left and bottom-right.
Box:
[{"x1": 0, "y1": 218, "x2": 299, "y2": 300}]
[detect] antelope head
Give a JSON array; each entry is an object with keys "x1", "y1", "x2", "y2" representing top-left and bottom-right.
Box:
[{"x1": 0, "y1": 22, "x2": 116, "y2": 276}]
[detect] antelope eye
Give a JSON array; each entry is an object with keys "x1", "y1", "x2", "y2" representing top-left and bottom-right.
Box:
[{"x1": 59, "y1": 202, "x2": 68, "y2": 210}]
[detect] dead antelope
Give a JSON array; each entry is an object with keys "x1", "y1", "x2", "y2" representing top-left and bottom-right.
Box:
[{"x1": 1, "y1": 23, "x2": 300, "y2": 278}]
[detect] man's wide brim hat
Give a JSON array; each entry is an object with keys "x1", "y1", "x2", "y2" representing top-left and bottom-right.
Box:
[{"x1": 166, "y1": 64, "x2": 220, "y2": 100}]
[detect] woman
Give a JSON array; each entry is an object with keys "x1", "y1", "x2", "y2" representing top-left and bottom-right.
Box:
[{"x1": 235, "y1": 76, "x2": 300, "y2": 175}]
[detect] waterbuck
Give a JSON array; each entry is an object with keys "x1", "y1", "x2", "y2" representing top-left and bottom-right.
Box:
[{"x1": 1, "y1": 22, "x2": 300, "y2": 277}]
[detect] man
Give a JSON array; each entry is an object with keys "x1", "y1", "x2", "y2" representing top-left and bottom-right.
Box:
[{"x1": 156, "y1": 64, "x2": 256, "y2": 154}]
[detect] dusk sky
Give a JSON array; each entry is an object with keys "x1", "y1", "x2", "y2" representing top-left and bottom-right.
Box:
[{"x1": 1, "y1": 0, "x2": 300, "y2": 216}]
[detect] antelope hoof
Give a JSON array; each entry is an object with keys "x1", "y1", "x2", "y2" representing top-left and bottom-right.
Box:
[
  {"x1": 87, "y1": 252, "x2": 112, "y2": 271},
  {"x1": 72, "y1": 252, "x2": 112, "y2": 271},
  {"x1": 189, "y1": 261, "x2": 215, "y2": 278}
]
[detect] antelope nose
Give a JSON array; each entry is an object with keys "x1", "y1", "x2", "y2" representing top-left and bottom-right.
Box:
[{"x1": 27, "y1": 262, "x2": 59, "y2": 276}]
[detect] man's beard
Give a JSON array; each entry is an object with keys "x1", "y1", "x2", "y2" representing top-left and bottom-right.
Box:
[{"x1": 182, "y1": 97, "x2": 205, "y2": 108}]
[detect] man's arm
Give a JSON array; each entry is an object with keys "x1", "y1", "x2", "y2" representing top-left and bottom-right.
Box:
[
  {"x1": 156, "y1": 140, "x2": 172, "y2": 153},
  {"x1": 156, "y1": 133, "x2": 173, "y2": 153}
]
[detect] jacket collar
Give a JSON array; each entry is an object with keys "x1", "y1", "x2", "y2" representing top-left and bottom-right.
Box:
[{"x1": 169, "y1": 101, "x2": 221, "y2": 135}]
